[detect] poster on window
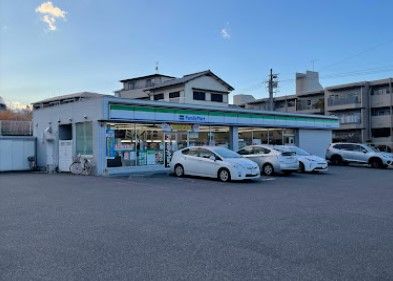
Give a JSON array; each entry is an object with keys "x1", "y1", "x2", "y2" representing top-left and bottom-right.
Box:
[
  {"x1": 164, "y1": 134, "x2": 172, "y2": 168},
  {"x1": 106, "y1": 128, "x2": 116, "y2": 159}
]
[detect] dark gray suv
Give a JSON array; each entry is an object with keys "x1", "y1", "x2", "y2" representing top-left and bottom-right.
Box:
[{"x1": 326, "y1": 143, "x2": 393, "y2": 168}]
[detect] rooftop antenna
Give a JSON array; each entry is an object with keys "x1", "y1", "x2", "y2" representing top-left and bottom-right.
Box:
[
  {"x1": 155, "y1": 61, "x2": 159, "y2": 74},
  {"x1": 310, "y1": 59, "x2": 318, "y2": 71}
]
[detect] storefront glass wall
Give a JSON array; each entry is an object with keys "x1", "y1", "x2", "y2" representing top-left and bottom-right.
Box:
[
  {"x1": 106, "y1": 123, "x2": 229, "y2": 168},
  {"x1": 238, "y1": 128, "x2": 295, "y2": 148}
]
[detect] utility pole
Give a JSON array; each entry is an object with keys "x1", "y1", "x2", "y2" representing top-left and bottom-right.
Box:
[{"x1": 267, "y1": 69, "x2": 278, "y2": 111}]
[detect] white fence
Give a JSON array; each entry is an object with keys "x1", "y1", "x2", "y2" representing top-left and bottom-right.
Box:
[{"x1": 0, "y1": 136, "x2": 36, "y2": 172}]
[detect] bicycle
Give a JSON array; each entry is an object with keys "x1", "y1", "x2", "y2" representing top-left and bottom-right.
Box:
[{"x1": 69, "y1": 155, "x2": 94, "y2": 176}]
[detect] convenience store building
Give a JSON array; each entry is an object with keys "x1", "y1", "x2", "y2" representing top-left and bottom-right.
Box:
[{"x1": 32, "y1": 92, "x2": 339, "y2": 176}]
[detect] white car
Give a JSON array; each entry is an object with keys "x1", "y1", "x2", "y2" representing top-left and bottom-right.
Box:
[
  {"x1": 276, "y1": 145, "x2": 328, "y2": 172},
  {"x1": 238, "y1": 145, "x2": 299, "y2": 176},
  {"x1": 170, "y1": 146, "x2": 260, "y2": 182}
]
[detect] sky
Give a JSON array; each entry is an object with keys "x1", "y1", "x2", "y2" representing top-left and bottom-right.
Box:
[{"x1": 1, "y1": 0, "x2": 393, "y2": 105}]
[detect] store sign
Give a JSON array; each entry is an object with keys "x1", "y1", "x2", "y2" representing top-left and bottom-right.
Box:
[
  {"x1": 109, "y1": 104, "x2": 340, "y2": 129},
  {"x1": 178, "y1": 114, "x2": 207, "y2": 122}
]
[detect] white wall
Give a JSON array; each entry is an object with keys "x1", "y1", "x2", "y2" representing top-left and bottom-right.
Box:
[
  {"x1": 33, "y1": 98, "x2": 104, "y2": 174},
  {"x1": 184, "y1": 76, "x2": 230, "y2": 106},
  {"x1": 296, "y1": 129, "x2": 332, "y2": 158},
  {"x1": 149, "y1": 86, "x2": 186, "y2": 102}
]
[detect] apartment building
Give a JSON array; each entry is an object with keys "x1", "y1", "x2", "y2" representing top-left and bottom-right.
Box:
[
  {"x1": 236, "y1": 72, "x2": 393, "y2": 150},
  {"x1": 115, "y1": 70, "x2": 234, "y2": 107}
]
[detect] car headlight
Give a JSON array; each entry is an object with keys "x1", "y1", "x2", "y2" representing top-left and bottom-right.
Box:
[
  {"x1": 382, "y1": 154, "x2": 393, "y2": 160},
  {"x1": 233, "y1": 163, "x2": 245, "y2": 170}
]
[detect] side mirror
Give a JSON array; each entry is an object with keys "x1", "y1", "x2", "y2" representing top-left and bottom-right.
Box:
[{"x1": 209, "y1": 155, "x2": 216, "y2": 161}]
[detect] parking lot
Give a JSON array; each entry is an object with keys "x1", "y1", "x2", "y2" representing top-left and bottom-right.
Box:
[{"x1": 1, "y1": 166, "x2": 393, "y2": 281}]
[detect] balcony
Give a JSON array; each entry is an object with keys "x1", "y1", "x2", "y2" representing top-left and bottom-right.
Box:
[
  {"x1": 372, "y1": 115, "x2": 392, "y2": 128},
  {"x1": 371, "y1": 94, "x2": 392, "y2": 108},
  {"x1": 337, "y1": 123, "x2": 364, "y2": 130},
  {"x1": 296, "y1": 100, "x2": 324, "y2": 114},
  {"x1": 327, "y1": 95, "x2": 361, "y2": 111}
]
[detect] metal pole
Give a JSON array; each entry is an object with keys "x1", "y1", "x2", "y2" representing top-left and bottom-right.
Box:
[
  {"x1": 389, "y1": 78, "x2": 393, "y2": 149},
  {"x1": 269, "y1": 69, "x2": 274, "y2": 111}
]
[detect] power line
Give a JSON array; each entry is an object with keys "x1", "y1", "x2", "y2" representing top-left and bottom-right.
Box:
[
  {"x1": 238, "y1": 65, "x2": 393, "y2": 92},
  {"x1": 319, "y1": 39, "x2": 393, "y2": 71}
]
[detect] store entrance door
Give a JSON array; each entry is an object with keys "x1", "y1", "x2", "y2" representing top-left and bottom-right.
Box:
[
  {"x1": 283, "y1": 134, "x2": 295, "y2": 145},
  {"x1": 163, "y1": 131, "x2": 188, "y2": 167}
]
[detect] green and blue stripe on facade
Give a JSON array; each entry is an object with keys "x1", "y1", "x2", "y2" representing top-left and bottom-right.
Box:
[{"x1": 108, "y1": 103, "x2": 339, "y2": 129}]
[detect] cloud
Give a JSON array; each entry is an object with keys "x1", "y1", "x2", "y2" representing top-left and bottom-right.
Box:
[
  {"x1": 35, "y1": 1, "x2": 66, "y2": 31},
  {"x1": 220, "y1": 27, "x2": 231, "y2": 40}
]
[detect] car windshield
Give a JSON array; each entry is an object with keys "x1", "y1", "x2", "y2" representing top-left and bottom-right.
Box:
[
  {"x1": 365, "y1": 144, "x2": 380, "y2": 152},
  {"x1": 273, "y1": 146, "x2": 296, "y2": 156},
  {"x1": 211, "y1": 147, "x2": 241, "y2": 159},
  {"x1": 289, "y1": 146, "x2": 310, "y2": 156}
]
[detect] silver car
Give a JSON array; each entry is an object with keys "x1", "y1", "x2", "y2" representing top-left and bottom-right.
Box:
[
  {"x1": 326, "y1": 143, "x2": 393, "y2": 168},
  {"x1": 238, "y1": 145, "x2": 299, "y2": 176}
]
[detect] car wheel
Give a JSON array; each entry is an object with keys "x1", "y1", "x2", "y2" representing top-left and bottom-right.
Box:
[
  {"x1": 330, "y1": 155, "x2": 343, "y2": 166},
  {"x1": 299, "y1": 162, "x2": 305, "y2": 173},
  {"x1": 370, "y1": 158, "x2": 383, "y2": 169},
  {"x1": 174, "y1": 164, "x2": 184, "y2": 177},
  {"x1": 262, "y1": 163, "x2": 274, "y2": 176},
  {"x1": 218, "y1": 168, "x2": 231, "y2": 182}
]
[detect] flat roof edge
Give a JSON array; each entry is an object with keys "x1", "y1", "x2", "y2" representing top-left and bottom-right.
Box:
[{"x1": 103, "y1": 96, "x2": 338, "y2": 121}]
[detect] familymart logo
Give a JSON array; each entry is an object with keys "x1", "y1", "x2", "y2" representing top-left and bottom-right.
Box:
[{"x1": 179, "y1": 114, "x2": 206, "y2": 122}]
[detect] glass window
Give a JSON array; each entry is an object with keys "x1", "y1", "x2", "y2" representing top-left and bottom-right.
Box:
[
  {"x1": 193, "y1": 91, "x2": 206, "y2": 101},
  {"x1": 211, "y1": 93, "x2": 223, "y2": 102},
  {"x1": 238, "y1": 148, "x2": 251, "y2": 155},
  {"x1": 106, "y1": 123, "x2": 165, "y2": 168},
  {"x1": 169, "y1": 92, "x2": 180, "y2": 99},
  {"x1": 154, "y1": 93, "x2": 164, "y2": 100},
  {"x1": 252, "y1": 147, "x2": 270, "y2": 155},
  {"x1": 188, "y1": 148, "x2": 199, "y2": 157},
  {"x1": 212, "y1": 147, "x2": 241, "y2": 159},
  {"x1": 342, "y1": 144, "x2": 355, "y2": 151},
  {"x1": 76, "y1": 122, "x2": 93, "y2": 155},
  {"x1": 372, "y1": 128, "x2": 391, "y2": 138},
  {"x1": 198, "y1": 149, "x2": 214, "y2": 159},
  {"x1": 333, "y1": 144, "x2": 343, "y2": 150}
]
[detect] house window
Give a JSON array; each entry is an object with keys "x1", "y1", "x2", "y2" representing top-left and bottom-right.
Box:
[
  {"x1": 372, "y1": 128, "x2": 391, "y2": 138},
  {"x1": 154, "y1": 93, "x2": 164, "y2": 100},
  {"x1": 169, "y1": 92, "x2": 180, "y2": 99},
  {"x1": 126, "y1": 82, "x2": 135, "y2": 90},
  {"x1": 76, "y1": 122, "x2": 93, "y2": 155},
  {"x1": 372, "y1": 107, "x2": 390, "y2": 116},
  {"x1": 193, "y1": 91, "x2": 206, "y2": 101},
  {"x1": 145, "y1": 79, "x2": 153, "y2": 87},
  {"x1": 287, "y1": 100, "x2": 295, "y2": 107},
  {"x1": 211, "y1": 93, "x2": 223, "y2": 102}
]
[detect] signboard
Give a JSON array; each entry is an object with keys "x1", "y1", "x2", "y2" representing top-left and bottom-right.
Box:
[{"x1": 108, "y1": 104, "x2": 340, "y2": 129}]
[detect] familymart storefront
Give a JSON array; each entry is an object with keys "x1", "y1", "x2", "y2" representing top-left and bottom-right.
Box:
[{"x1": 100, "y1": 99, "x2": 339, "y2": 176}]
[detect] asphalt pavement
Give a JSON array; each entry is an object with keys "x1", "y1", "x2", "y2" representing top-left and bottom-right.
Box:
[{"x1": 1, "y1": 166, "x2": 393, "y2": 281}]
